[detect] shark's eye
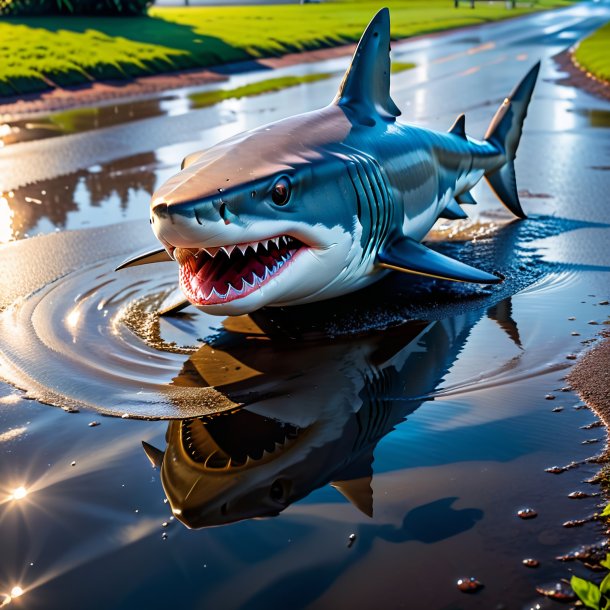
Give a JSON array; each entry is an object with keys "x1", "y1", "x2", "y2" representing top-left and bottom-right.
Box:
[{"x1": 271, "y1": 178, "x2": 291, "y2": 206}]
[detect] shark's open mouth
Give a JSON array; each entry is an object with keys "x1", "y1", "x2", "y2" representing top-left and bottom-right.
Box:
[
  {"x1": 181, "y1": 410, "x2": 303, "y2": 469},
  {"x1": 175, "y1": 236, "x2": 304, "y2": 305}
]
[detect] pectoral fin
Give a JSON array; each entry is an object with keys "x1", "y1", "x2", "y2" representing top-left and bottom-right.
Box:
[
  {"x1": 159, "y1": 298, "x2": 191, "y2": 317},
  {"x1": 378, "y1": 238, "x2": 501, "y2": 284},
  {"x1": 115, "y1": 247, "x2": 172, "y2": 271}
]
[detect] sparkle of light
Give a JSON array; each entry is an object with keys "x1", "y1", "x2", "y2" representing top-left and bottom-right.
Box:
[
  {"x1": 11, "y1": 487, "x2": 27, "y2": 500},
  {"x1": 10, "y1": 587, "x2": 23, "y2": 598}
]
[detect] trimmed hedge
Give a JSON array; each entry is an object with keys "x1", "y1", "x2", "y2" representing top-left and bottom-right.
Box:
[{"x1": 0, "y1": 0, "x2": 152, "y2": 16}]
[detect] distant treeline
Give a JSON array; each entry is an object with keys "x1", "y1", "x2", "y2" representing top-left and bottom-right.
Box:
[{"x1": 0, "y1": 0, "x2": 153, "y2": 15}]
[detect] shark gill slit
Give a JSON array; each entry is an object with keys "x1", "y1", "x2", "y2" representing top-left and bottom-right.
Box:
[
  {"x1": 366, "y1": 156, "x2": 393, "y2": 253},
  {"x1": 355, "y1": 153, "x2": 383, "y2": 258},
  {"x1": 350, "y1": 154, "x2": 382, "y2": 262}
]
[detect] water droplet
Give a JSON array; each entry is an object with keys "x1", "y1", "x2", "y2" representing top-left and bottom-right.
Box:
[
  {"x1": 121, "y1": 413, "x2": 130, "y2": 419},
  {"x1": 571, "y1": 332, "x2": 580, "y2": 336},
  {"x1": 517, "y1": 508, "x2": 537, "y2": 519},
  {"x1": 347, "y1": 533, "x2": 356, "y2": 548},
  {"x1": 456, "y1": 577, "x2": 483, "y2": 593},
  {"x1": 161, "y1": 532, "x2": 168, "y2": 540},
  {"x1": 535, "y1": 581, "x2": 576, "y2": 601},
  {"x1": 71, "y1": 460, "x2": 76, "y2": 467},
  {"x1": 582, "y1": 438, "x2": 601, "y2": 445},
  {"x1": 88, "y1": 421, "x2": 100, "y2": 427},
  {"x1": 545, "y1": 394, "x2": 555, "y2": 400},
  {"x1": 162, "y1": 521, "x2": 168, "y2": 528},
  {"x1": 568, "y1": 316, "x2": 576, "y2": 321},
  {"x1": 522, "y1": 558, "x2": 539, "y2": 568}
]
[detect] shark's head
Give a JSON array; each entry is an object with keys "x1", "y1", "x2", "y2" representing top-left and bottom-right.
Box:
[
  {"x1": 150, "y1": 8, "x2": 400, "y2": 315},
  {"x1": 151, "y1": 109, "x2": 364, "y2": 315}
]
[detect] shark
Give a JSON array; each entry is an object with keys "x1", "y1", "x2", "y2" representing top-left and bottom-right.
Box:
[
  {"x1": 142, "y1": 306, "x2": 521, "y2": 528},
  {"x1": 118, "y1": 8, "x2": 540, "y2": 316}
]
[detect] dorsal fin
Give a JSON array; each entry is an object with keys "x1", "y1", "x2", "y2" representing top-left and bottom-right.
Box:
[
  {"x1": 333, "y1": 8, "x2": 401, "y2": 126},
  {"x1": 331, "y1": 477, "x2": 374, "y2": 517},
  {"x1": 448, "y1": 113, "x2": 467, "y2": 139}
]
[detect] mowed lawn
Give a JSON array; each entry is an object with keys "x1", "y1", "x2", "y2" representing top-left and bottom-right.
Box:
[
  {"x1": 574, "y1": 20, "x2": 610, "y2": 83},
  {"x1": 0, "y1": 0, "x2": 574, "y2": 96}
]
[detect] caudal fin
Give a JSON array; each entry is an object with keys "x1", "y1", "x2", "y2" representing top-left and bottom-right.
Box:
[{"x1": 484, "y1": 62, "x2": 540, "y2": 219}]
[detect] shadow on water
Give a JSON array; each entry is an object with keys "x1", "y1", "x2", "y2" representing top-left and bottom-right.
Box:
[{"x1": 147, "y1": 310, "x2": 498, "y2": 529}]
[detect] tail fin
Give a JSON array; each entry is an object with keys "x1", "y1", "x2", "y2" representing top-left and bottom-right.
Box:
[{"x1": 484, "y1": 62, "x2": 540, "y2": 219}]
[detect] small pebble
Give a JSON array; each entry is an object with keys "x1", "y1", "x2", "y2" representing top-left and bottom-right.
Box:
[
  {"x1": 568, "y1": 491, "x2": 589, "y2": 499},
  {"x1": 535, "y1": 581, "x2": 576, "y2": 601},
  {"x1": 599, "y1": 301, "x2": 609, "y2": 306},
  {"x1": 563, "y1": 519, "x2": 587, "y2": 528},
  {"x1": 517, "y1": 508, "x2": 537, "y2": 519},
  {"x1": 571, "y1": 332, "x2": 580, "y2": 336},
  {"x1": 88, "y1": 421, "x2": 100, "y2": 427},
  {"x1": 582, "y1": 438, "x2": 601, "y2": 445},
  {"x1": 551, "y1": 406, "x2": 564, "y2": 413},
  {"x1": 162, "y1": 521, "x2": 168, "y2": 528},
  {"x1": 71, "y1": 461, "x2": 76, "y2": 467},
  {"x1": 560, "y1": 386, "x2": 572, "y2": 392},
  {"x1": 581, "y1": 421, "x2": 603, "y2": 429},
  {"x1": 522, "y1": 558, "x2": 539, "y2": 568},
  {"x1": 161, "y1": 532, "x2": 168, "y2": 540},
  {"x1": 573, "y1": 404, "x2": 588, "y2": 410},
  {"x1": 588, "y1": 320, "x2": 599, "y2": 325},
  {"x1": 62, "y1": 406, "x2": 79, "y2": 413},
  {"x1": 121, "y1": 413, "x2": 130, "y2": 419},
  {"x1": 545, "y1": 394, "x2": 555, "y2": 400},
  {"x1": 568, "y1": 316, "x2": 576, "y2": 321},
  {"x1": 456, "y1": 577, "x2": 483, "y2": 593},
  {"x1": 566, "y1": 354, "x2": 577, "y2": 360},
  {"x1": 545, "y1": 466, "x2": 565, "y2": 474},
  {"x1": 347, "y1": 533, "x2": 356, "y2": 548}
]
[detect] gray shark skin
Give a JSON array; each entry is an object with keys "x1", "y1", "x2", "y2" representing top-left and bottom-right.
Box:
[
  {"x1": 122, "y1": 8, "x2": 540, "y2": 316},
  {"x1": 143, "y1": 307, "x2": 520, "y2": 528}
]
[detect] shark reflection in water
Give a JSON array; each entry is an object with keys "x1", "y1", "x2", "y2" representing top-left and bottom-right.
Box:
[{"x1": 144, "y1": 305, "x2": 521, "y2": 529}]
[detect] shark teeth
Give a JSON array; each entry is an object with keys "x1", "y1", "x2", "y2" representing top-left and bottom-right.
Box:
[
  {"x1": 181, "y1": 415, "x2": 303, "y2": 470},
  {"x1": 177, "y1": 234, "x2": 304, "y2": 305}
]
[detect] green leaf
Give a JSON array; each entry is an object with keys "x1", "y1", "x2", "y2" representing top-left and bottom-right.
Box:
[
  {"x1": 601, "y1": 554, "x2": 610, "y2": 570},
  {"x1": 600, "y1": 504, "x2": 610, "y2": 517},
  {"x1": 571, "y1": 575, "x2": 602, "y2": 609},
  {"x1": 601, "y1": 573, "x2": 610, "y2": 596}
]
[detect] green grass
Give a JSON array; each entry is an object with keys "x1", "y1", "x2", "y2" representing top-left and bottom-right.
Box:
[
  {"x1": 574, "y1": 21, "x2": 610, "y2": 83},
  {"x1": 0, "y1": 0, "x2": 575, "y2": 97},
  {"x1": 391, "y1": 61, "x2": 416, "y2": 74},
  {"x1": 188, "y1": 73, "x2": 334, "y2": 108}
]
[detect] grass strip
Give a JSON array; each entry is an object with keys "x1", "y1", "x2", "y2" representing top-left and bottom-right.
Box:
[
  {"x1": 188, "y1": 73, "x2": 334, "y2": 108},
  {"x1": 0, "y1": 0, "x2": 574, "y2": 96},
  {"x1": 573, "y1": 21, "x2": 610, "y2": 83}
]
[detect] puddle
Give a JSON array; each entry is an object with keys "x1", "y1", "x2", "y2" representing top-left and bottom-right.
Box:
[{"x1": 570, "y1": 107, "x2": 610, "y2": 128}]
